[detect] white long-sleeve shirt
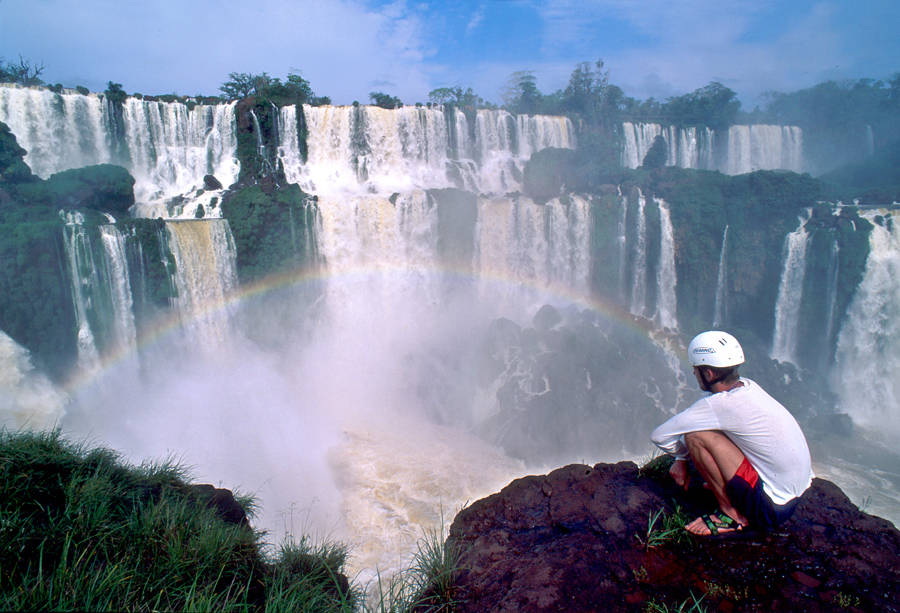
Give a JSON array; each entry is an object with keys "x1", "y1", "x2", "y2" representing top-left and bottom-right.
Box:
[{"x1": 650, "y1": 377, "x2": 813, "y2": 505}]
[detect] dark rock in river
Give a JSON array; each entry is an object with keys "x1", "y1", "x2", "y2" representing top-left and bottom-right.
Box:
[
  {"x1": 203, "y1": 174, "x2": 223, "y2": 190},
  {"x1": 448, "y1": 461, "x2": 900, "y2": 612}
]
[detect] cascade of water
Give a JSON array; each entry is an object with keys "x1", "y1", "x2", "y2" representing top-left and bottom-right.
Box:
[
  {"x1": 833, "y1": 211, "x2": 900, "y2": 434},
  {"x1": 298, "y1": 105, "x2": 573, "y2": 196},
  {"x1": 864, "y1": 124, "x2": 875, "y2": 157},
  {"x1": 122, "y1": 98, "x2": 239, "y2": 214},
  {"x1": 616, "y1": 187, "x2": 628, "y2": 301},
  {"x1": 474, "y1": 194, "x2": 591, "y2": 311},
  {"x1": 165, "y1": 220, "x2": 239, "y2": 351},
  {"x1": 713, "y1": 225, "x2": 729, "y2": 327},
  {"x1": 629, "y1": 191, "x2": 648, "y2": 318},
  {"x1": 823, "y1": 238, "x2": 841, "y2": 357},
  {"x1": 0, "y1": 86, "x2": 239, "y2": 218},
  {"x1": 620, "y1": 121, "x2": 804, "y2": 174},
  {"x1": 655, "y1": 199, "x2": 678, "y2": 330},
  {"x1": 0, "y1": 85, "x2": 111, "y2": 178},
  {"x1": 98, "y1": 225, "x2": 138, "y2": 356},
  {"x1": 61, "y1": 212, "x2": 102, "y2": 370},
  {"x1": 278, "y1": 105, "x2": 304, "y2": 185},
  {"x1": 621, "y1": 122, "x2": 663, "y2": 168},
  {"x1": 771, "y1": 214, "x2": 811, "y2": 364}
]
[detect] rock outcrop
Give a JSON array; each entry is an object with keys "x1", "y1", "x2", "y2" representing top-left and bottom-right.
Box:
[{"x1": 448, "y1": 461, "x2": 900, "y2": 612}]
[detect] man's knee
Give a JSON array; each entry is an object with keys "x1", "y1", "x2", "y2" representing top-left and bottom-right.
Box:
[{"x1": 684, "y1": 430, "x2": 729, "y2": 450}]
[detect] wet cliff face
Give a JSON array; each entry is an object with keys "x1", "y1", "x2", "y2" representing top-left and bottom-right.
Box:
[{"x1": 448, "y1": 461, "x2": 900, "y2": 612}]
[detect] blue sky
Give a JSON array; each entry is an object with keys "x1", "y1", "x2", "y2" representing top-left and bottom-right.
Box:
[{"x1": 1, "y1": 0, "x2": 897, "y2": 107}]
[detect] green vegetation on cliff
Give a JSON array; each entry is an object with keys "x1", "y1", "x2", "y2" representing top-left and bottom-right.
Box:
[
  {"x1": 221, "y1": 184, "x2": 319, "y2": 285},
  {"x1": 0, "y1": 430, "x2": 357, "y2": 611}
]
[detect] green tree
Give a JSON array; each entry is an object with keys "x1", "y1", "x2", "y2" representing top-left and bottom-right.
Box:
[
  {"x1": 662, "y1": 81, "x2": 740, "y2": 129},
  {"x1": 503, "y1": 71, "x2": 542, "y2": 114},
  {"x1": 369, "y1": 91, "x2": 403, "y2": 109},
  {"x1": 219, "y1": 72, "x2": 273, "y2": 100},
  {"x1": 428, "y1": 86, "x2": 484, "y2": 107},
  {"x1": 0, "y1": 55, "x2": 45, "y2": 86},
  {"x1": 641, "y1": 135, "x2": 668, "y2": 169},
  {"x1": 561, "y1": 60, "x2": 609, "y2": 120},
  {"x1": 104, "y1": 81, "x2": 127, "y2": 105}
]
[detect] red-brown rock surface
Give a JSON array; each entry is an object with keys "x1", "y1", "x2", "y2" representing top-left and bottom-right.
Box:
[{"x1": 448, "y1": 461, "x2": 900, "y2": 612}]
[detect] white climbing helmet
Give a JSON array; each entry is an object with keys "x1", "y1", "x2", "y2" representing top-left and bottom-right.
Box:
[{"x1": 688, "y1": 331, "x2": 745, "y2": 368}]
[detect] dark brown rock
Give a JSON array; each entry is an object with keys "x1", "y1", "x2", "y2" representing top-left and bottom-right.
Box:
[
  {"x1": 188, "y1": 483, "x2": 250, "y2": 527},
  {"x1": 203, "y1": 174, "x2": 223, "y2": 190},
  {"x1": 448, "y1": 462, "x2": 900, "y2": 612}
]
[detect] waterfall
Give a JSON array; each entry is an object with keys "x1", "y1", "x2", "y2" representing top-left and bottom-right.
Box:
[
  {"x1": 713, "y1": 225, "x2": 729, "y2": 327},
  {"x1": 833, "y1": 211, "x2": 899, "y2": 434},
  {"x1": 621, "y1": 121, "x2": 804, "y2": 174},
  {"x1": 629, "y1": 191, "x2": 648, "y2": 318},
  {"x1": 61, "y1": 212, "x2": 102, "y2": 370},
  {"x1": 165, "y1": 220, "x2": 239, "y2": 350},
  {"x1": 278, "y1": 105, "x2": 305, "y2": 185},
  {"x1": 0, "y1": 85, "x2": 239, "y2": 219},
  {"x1": 98, "y1": 225, "x2": 138, "y2": 357},
  {"x1": 771, "y1": 214, "x2": 811, "y2": 364},
  {"x1": 654, "y1": 199, "x2": 678, "y2": 330},
  {"x1": 0, "y1": 85, "x2": 110, "y2": 178},
  {"x1": 296, "y1": 105, "x2": 573, "y2": 196},
  {"x1": 616, "y1": 187, "x2": 628, "y2": 301},
  {"x1": 823, "y1": 239, "x2": 841, "y2": 356},
  {"x1": 122, "y1": 98, "x2": 239, "y2": 217},
  {"x1": 474, "y1": 195, "x2": 590, "y2": 309}
]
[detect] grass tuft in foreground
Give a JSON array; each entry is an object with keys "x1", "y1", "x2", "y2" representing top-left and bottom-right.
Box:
[{"x1": 0, "y1": 429, "x2": 356, "y2": 612}]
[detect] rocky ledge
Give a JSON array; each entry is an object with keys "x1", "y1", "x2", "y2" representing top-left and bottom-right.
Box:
[{"x1": 448, "y1": 461, "x2": 899, "y2": 612}]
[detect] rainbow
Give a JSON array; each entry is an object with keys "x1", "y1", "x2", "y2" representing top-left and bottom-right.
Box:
[{"x1": 60, "y1": 259, "x2": 685, "y2": 396}]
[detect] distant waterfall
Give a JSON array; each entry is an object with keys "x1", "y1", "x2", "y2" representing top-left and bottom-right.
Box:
[
  {"x1": 655, "y1": 199, "x2": 678, "y2": 330},
  {"x1": 713, "y1": 225, "x2": 729, "y2": 327},
  {"x1": 771, "y1": 215, "x2": 811, "y2": 364},
  {"x1": 629, "y1": 191, "x2": 648, "y2": 318},
  {"x1": 615, "y1": 190, "x2": 677, "y2": 329},
  {"x1": 0, "y1": 85, "x2": 110, "y2": 178},
  {"x1": 296, "y1": 105, "x2": 574, "y2": 195},
  {"x1": 475, "y1": 195, "x2": 591, "y2": 308},
  {"x1": 0, "y1": 85, "x2": 239, "y2": 218},
  {"x1": 165, "y1": 220, "x2": 239, "y2": 350},
  {"x1": 121, "y1": 97, "x2": 239, "y2": 215},
  {"x1": 59, "y1": 215, "x2": 139, "y2": 373},
  {"x1": 61, "y1": 212, "x2": 102, "y2": 370},
  {"x1": 823, "y1": 240, "x2": 841, "y2": 355},
  {"x1": 98, "y1": 225, "x2": 138, "y2": 357},
  {"x1": 621, "y1": 121, "x2": 804, "y2": 174},
  {"x1": 278, "y1": 105, "x2": 304, "y2": 185},
  {"x1": 833, "y1": 211, "x2": 899, "y2": 434}
]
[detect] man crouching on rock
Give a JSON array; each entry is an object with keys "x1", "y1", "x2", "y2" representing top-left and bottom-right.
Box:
[{"x1": 651, "y1": 331, "x2": 813, "y2": 536}]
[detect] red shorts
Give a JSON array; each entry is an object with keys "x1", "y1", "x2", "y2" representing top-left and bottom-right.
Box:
[{"x1": 726, "y1": 457, "x2": 798, "y2": 529}]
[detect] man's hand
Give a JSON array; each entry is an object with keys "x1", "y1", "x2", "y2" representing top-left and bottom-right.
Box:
[{"x1": 669, "y1": 459, "x2": 690, "y2": 490}]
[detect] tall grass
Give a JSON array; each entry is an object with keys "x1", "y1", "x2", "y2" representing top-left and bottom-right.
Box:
[
  {"x1": 364, "y1": 505, "x2": 463, "y2": 613},
  {"x1": 0, "y1": 429, "x2": 357, "y2": 612}
]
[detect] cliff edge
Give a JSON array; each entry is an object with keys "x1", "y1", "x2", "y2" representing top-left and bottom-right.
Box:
[{"x1": 448, "y1": 461, "x2": 899, "y2": 612}]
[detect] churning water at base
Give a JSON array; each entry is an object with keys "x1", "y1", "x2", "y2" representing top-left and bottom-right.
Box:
[
  {"x1": 0, "y1": 331, "x2": 68, "y2": 431},
  {"x1": 833, "y1": 210, "x2": 900, "y2": 437}
]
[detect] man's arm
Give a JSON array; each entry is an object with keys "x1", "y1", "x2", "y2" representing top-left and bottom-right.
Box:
[
  {"x1": 650, "y1": 398, "x2": 721, "y2": 460},
  {"x1": 669, "y1": 459, "x2": 690, "y2": 490}
]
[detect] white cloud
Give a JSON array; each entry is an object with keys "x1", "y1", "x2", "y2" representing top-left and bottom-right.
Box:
[
  {"x1": 465, "y1": 5, "x2": 485, "y2": 36},
  {"x1": 0, "y1": 0, "x2": 435, "y2": 103}
]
